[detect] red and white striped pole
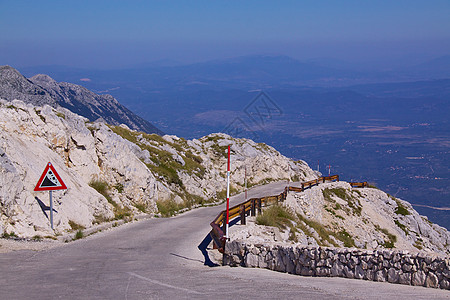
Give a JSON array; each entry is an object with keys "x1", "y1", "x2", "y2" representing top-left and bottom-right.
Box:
[
  {"x1": 244, "y1": 166, "x2": 247, "y2": 201},
  {"x1": 226, "y1": 145, "x2": 231, "y2": 239}
]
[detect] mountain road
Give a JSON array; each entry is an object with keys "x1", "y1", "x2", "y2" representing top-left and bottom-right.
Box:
[{"x1": 0, "y1": 182, "x2": 448, "y2": 299}]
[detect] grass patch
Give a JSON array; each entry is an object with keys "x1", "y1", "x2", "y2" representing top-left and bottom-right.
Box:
[
  {"x1": 109, "y1": 125, "x2": 139, "y2": 143},
  {"x1": 210, "y1": 143, "x2": 229, "y2": 159},
  {"x1": 89, "y1": 179, "x2": 131, "y2": 220},
  {"x1": 74, "y1": 230, "x2": 84, "y2": 240},
  {"x1": 93, "y1": 214, "x2": 111, "y2": 225},
  {"x1": 375, "y1": 225, "x2": 397, "y2": 248},
  {"x1": 109, "y1": 125, "x2": 208, "y2": 187},
  {"x1": 34, "y1": 109, "x2": 46, "y2": 122},
  {"x1": 394, "y1": 200, "x2": 410, "y2": 216},
  {"x1": 114, "y1": 183, "x2": 124, "y2": 193},
  {"x1": 394, "y1": 220, "x2": 409, "y2": 235},
  {"x1": 89, "y1": 180, "x2": 113, "y2": 203},
  {"x1": 421, "y1": 216, "x2": 433, "y2": 225},
  {"x1": 1, "y1": 231, "x2": 18, "y2": 239},
  {"x1": 32, "y1": 235, "x2": 43, "y2": 241},
  {"x1": 291, "y1": 174, "x2": 300, "y2": 182},
  {"x1": 413, "y1": 238, "x2": 424, "y2": 250},
  {"x1": 367, "y1": 183, "x2": 378, "y2": 189},
  {"x1": 323, "y1": 188, "x2": 362, "y2": 216},
  {"x1": 256, "y1": 205, "x2": 295, "y2": 230},
  {"x1": 134, "y1": 203, "x2": 147, "y2": 213},
  {"x1": 156, "y1": 199, "x2": 184, "y2": 217},
  {"x1": 114, "y1": 206, "x2": 132, "y2": 220},
  {"x1": 296, "y1": 213, "x2": 339, "y2": 247},
  {"x1": 288, "y1": 226, "x2": 299, "y2": 242},
  {"x1": 55, "y1": 112, "x2": 65, "y2": 119},
  {"x1": 68, "y1": 220, "x2": 85, "y2": 231},
  {"x1": 335, "y1": 229, "x2": 356, "y2": 247}
]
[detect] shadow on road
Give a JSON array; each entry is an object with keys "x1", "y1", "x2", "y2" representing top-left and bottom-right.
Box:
[
  {"x1": 198, "y1": 234, "x2": 220, "y2": 267},
  {"x1": 197, "y1": 217, "x2": 243, "y2": 267},
  {"x1": 169, "y1": 253, "x2": 204, "y2": 264}
]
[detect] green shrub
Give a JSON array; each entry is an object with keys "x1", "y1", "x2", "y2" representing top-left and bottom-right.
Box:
[
  {"x1": 394, "y1": 200, "x2": 410, "y2": 216},
  {"x1": 55, "y1": 112, "x2": 65, "y2": 119},
  {"x1": 134, "y1": 203, "x2": 147, "y2": 213},
  {"x1": 375, "y1": 225, "x2": 397, "y2": 248},
  {"x1": 2, "y1": 231, "x2": 18, "y2": 239},
  {"x1": 156, "y1": 199, "x2": 184, "y2": 217},
  {"x1": 89, "y1": 180, "x2": 113, "y2": 203},
  {"x1": 114, "y1": 183, "x2": 124, "y2": 193},
  {"x1": 323, "y1": 188, "x2": 362, "y2": 216},
  {"x1": 296, "y1": 213, "x2": 338, "y2": 247},
  {"x1": 335, "y1": 230, "x2": 355, "y2": 247},
  {"x1": 68, "y1": 220, "x2": 85, "y2": 231},
  {"x1": 394, "y1": 220, "x2": 409, "y2": 235},
  {"x1": 32, "y1": 235, "x2": 43, "y2": 241},
  {"x1": 256, "y1": 205, "x2": 295, "y2": 230},
  {"x1": 74, "y1": 230, "x2": 83, "y2": 240},
  {"x1": 114, "y1": 206, "x2": 132, "y2": 220}
]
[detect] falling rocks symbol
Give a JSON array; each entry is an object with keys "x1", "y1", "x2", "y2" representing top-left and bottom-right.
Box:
[{"x1": 34, "y1": 162, "x2": 67, "y2": 191}]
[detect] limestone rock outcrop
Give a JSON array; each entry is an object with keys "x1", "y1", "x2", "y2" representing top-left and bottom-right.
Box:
[
  {"x1": 230, "y1": 181, "x2": 450, "y2": 256},
  {"x1": 0, "y1": 99, "x2": 314, "y2": 238}
]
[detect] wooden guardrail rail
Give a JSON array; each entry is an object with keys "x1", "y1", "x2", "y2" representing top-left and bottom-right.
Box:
[
  {"x1": 209, "y1": 175, "x2": 350, "y2": 252},
  {"x1": 209, "y1": 175, "x2": 370, "y2": 252},
  {"x1": 349, "y1": 181, "x2": 368, "y2": 188}
]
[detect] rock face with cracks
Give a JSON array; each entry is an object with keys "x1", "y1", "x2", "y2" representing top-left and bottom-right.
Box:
[{"x1": 0, "y1": 99, "x2": 316, "y2": 238}]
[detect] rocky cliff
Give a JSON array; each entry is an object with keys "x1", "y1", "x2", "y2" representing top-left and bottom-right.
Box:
[
  {"x1": 0, "y1": 66, "x2": 163, "y2": 134},
  {"x1": 0, "y1": 99, "x2": 316, "y2": 238}
]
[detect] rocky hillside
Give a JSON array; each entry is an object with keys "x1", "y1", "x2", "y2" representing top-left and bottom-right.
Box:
[
  {"x1": 0, "y1": 66, "x2": 163, "y2": 134},
  {"x1": 230, "y1": 181, "x2": 450, "y2": 256},
  {"x1": 0, "y1": 99, "x2": 316, "y2": 238}
]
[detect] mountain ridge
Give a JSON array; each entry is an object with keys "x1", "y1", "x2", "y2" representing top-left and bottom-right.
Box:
[{"x1": 0, "y1": 65, "x2": 163, "y2": 135}]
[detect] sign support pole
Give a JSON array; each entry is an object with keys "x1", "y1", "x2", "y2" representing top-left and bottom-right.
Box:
[
  {"x1": 34, "y1": 162, "x2": 67, "y2": 230},
  {"x1": 49, "y1": 190, "x2": 53, "y2": 230},
  {"x1": 226, "y1": 145, "x2": 230, "y2": 239}
]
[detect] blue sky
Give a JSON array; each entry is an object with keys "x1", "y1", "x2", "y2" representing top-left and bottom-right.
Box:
[{"x1": 1, "y1": 0, "x2": 449, "y2": 68}]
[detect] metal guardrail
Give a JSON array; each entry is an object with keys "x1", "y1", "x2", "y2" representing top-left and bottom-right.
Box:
[{"x1": 209, "y1": 175, "x2": 363, "y2": 253}]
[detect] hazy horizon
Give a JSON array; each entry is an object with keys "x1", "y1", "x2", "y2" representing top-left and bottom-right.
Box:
[{"x1": 1, "y1": 1, "x2": 449, "y2": 70}]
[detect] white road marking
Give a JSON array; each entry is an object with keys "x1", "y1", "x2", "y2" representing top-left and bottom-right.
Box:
[{"x1": 127, "y1": 272, "x2": 204, "y2": 295}]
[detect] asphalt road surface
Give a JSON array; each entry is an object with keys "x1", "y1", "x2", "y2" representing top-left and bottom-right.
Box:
[{"x1": 0, "y1": 182, "x2": 448, "y2": 299}]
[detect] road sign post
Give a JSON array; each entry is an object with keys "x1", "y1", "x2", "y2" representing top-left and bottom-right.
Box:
[{"x1": 34, "y1": 162, "x2": 67, "y2": 230}]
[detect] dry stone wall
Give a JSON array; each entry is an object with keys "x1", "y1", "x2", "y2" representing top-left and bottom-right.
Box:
[{"x1": 224, "y1": 240, "x2": 450, "y2": 290}]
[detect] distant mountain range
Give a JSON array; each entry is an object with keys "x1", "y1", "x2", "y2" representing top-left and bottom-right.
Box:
[
  {"x1": 0, "y1": 66, "x2": 163, "y2": 134},
  {"x1": 17, "y1": 54, "x2": 450, "y2": 91}
]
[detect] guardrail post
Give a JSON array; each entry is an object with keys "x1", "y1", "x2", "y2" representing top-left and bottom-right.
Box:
[
  {"x1": 301, "y1": 183, "x2": 304, "y2": 191},
  {"x1": 251, "y1": 199, "x2": 256, "y2": 216},
  {"x1": 240, "y1": 204, "x2": 246, "y2": 225}
]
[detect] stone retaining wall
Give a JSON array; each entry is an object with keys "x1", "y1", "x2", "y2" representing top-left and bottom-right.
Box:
[{"x1": 224, "y1": 240, "x2": 450, "y2": 290}]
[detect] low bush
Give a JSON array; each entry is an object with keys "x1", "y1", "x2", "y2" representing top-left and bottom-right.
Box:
[{"x1": 256, "y1": 205, "x2": 295, "y2": 230}]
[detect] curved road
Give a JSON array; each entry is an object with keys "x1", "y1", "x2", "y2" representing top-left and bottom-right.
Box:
[{"x1": 0, "y1": 182, "x2": 448, "y2": 299}]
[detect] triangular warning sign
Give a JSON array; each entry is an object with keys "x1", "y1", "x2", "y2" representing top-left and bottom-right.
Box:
[{"x1": 34, "y1": 162, "x2": 67, "y2": 191}]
